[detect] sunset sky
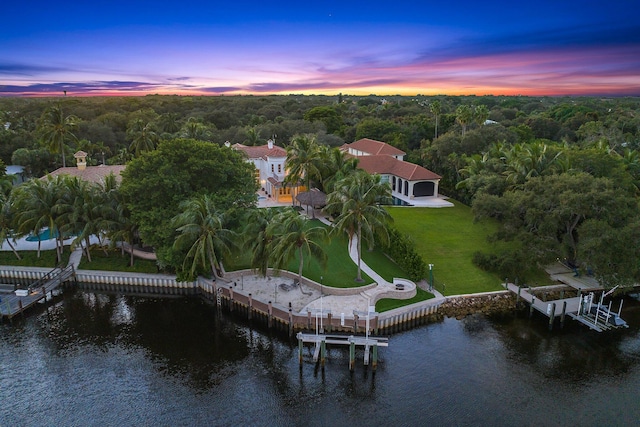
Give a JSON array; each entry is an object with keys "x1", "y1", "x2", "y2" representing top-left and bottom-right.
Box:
[{"x1": 2, "y1": 0, "x2": 639, "y2": 97}]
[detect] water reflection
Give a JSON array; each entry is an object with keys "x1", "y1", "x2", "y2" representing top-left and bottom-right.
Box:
[
  {"x1": 489, "y1": 299, "x2": 640, "y2": 384},
  {"x1": 0, "y1": 291, "x2": 639, "y2": 426},
  {"x1": 42, "y1": 289, "x2": 251, "y2": 391}
]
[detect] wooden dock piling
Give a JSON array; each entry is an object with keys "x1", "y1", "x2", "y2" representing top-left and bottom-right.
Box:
[{"x1": 349, "y1": 340, "x2": 355, "y2": 371}]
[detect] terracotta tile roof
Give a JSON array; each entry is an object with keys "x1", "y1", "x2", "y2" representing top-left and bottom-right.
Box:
[
  {"x1": 357, "y1": 155, "x2": 441, "y2": 181},
  {"x1": 45, "y1": 165, "x2": 126, "y2": 184},
  {"x1": 232, "y1": 142, "x2": 287, "y2": 160},
  {"x1": 347, "y1": 138, "x2": 406, "y2": 157}
]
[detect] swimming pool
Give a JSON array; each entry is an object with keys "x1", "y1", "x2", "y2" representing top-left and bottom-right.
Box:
[
  {"x1": 389, "y1": 196, "x2": 413, "y2": 206},
  {"x1": 26, "y1": 228, "x2": 59, "y2": 242}
]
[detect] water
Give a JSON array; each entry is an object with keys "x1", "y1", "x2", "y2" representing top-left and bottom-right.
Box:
[
  {"x1": 389, "y1": 196, "x2": 413, "y2": 206},
  {"x1": 25, "y1": 228, "x2": 59, "y2": 242},
  {"x1": 1, "y1": 289, "x2": 640, "y2": 426}
]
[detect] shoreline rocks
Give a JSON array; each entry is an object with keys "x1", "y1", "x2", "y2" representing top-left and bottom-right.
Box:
[{"x1": 440, "y1": 293, "x2": 517, "y2": 319}]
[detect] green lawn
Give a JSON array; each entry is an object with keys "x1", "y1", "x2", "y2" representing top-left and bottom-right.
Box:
[
  {"x1": 0, "y1": 249, "x2": 70, "y2": 268},
  {"x1": 376, "y1": 287, "x2": 434, "y2": 312},
  {"x1": 226, "y1": 220, "x2": 376, "y2": 288},
  {"x1": 360, "y1": 245, "x2": 406, "y2": 283},
  {"x1": 78, "y1": 248, "x2": 159, "y2": 274},
  {"x1": 387, "y1": 200, "x2": 547, "y2": 295}
]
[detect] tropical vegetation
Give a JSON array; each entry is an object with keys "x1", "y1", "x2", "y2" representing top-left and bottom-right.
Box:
[{"x1": 0, "y1": 94, "x2": 638, "y2": 291}]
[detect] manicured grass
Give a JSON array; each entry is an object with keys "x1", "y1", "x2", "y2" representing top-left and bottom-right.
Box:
[
  {"x1": 0, "y1": 249, "x2": 70, "y2": 268},
  {"x1": 387, "y1": 200, "x2": 551, "y2": 295},
  {"x1": 225, "y1": 220, "x2": 399, "y2": 288},
  {"x1": 288, "y1": 222, "x2": 374, "y2": 288},
  {"x1": 78, "y1": 248, "x2": 159, "y2": 274},
  {"x1": 376, "y1": 287, "x2": 434, "y2": 312},
  {"x1": 360, "y1": 245, "x2": 407, "y2": 283}
]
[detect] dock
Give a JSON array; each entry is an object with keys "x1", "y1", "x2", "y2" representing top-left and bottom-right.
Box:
[
  {"x1": 506, "y1": 282, "x2": 628, "y2": 332},
  {"x1": 0, "y1": 265, "x2": 76, "y2": 321},
  {"x1": 297, "y1": 332, "x2": 389, "y2": 371}
]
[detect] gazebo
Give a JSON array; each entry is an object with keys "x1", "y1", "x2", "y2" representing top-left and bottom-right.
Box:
[{"x1": 296, "y1": 189, "x2": 326, "y2": 217}]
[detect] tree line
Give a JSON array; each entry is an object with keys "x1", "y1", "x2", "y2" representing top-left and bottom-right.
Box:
[{"x1": 1, "y1": 94, "x2": 639, "y2": 287}]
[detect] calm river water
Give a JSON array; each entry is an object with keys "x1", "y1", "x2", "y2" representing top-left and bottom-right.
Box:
[{"x1": 1, "y1": 289, "x2": 639, "y2": 427}]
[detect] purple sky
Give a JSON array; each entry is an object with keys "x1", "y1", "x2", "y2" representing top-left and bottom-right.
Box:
[{"x1": 1, "y1": 0, "x2": 639, "y2": 96}]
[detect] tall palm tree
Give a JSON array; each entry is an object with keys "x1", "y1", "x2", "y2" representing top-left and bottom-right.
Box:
[
  {"x1": 324, "y1": 171, "x2": 392, "y2": 282},
  {"x1": 0, "y1": 193, "x2": 21, "y2": 260},
  {"x1": 157, "y1": 113, "x2": 181, "y2": 134},
  {"x1": 285, "y1": 134, "x2": 322, "y2": 196},
  {"x1": 318, "y1": 145, "x2": 359, "y2": 194},
  {"x1": 242, "y1": 207, "x2": 278, "y2": 277},
  {"x1": 172, "y1": 195, "x2": 236, "y2": 280},
  {"x1": 127, "y1": 119, "x2": 158, "y2": 156},
  {"x1": 430, "y1": 100, "x2": 442, "y2": 140},
  {"x1": 105, "y1": 184, "x2": 138, "y2": 267},
  {"x1": 267, "y1": 209, "x2": 327, "y2": 285},
  {"x1": 455, "y1": 104, "x2": 473, "y2": 137},
  {"x1": 61, "y1": 177, "x2": 109, "y2": 263},
  {"x1": 474, "y1": 105, "x2": 490, "y2": 127},
  {"x1": 39, "y1": 105, "x2": 79, "y2": 168},
  {"x1": 180, "y1": 117, "x2": 212, "y2": 141},
  {"x1": 12, "y1": 175, "x2": 69, "y2": 262},
  {"x1": 244, "y1": 126, "x2": 261, "y2": 146}
]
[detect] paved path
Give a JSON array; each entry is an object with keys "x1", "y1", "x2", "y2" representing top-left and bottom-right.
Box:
[
  {"x1": 298, "y1": 213, "x2": 428, "y2": 316},
  {"x1": 68, "y1": 247, "x2": 83, "y2": 269}
]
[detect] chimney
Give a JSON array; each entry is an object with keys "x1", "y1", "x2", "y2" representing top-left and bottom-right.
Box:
[
  {"x1": 74, "y1": 151, "x2": 88, "y2": 171},
  {"x1": 267, "y1": 139, "x2": 274, "y2": 149},
  {"x1": 224, "y1": 141, "x2": 231, "y2": 148}
]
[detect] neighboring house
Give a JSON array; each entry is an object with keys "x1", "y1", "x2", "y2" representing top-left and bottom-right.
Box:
[
  {"x1": 6, "y1": 165, "x2": 26, "y2": 185},
  {"x1": 230, "y1": 140, "x2": 293, "y2": 202},
  {"x1": 45, "y1": 151, "x2": 125, "y2": 184},
  {"x1": 342, "y1": 138, "x2": 450, "y2": 206}
]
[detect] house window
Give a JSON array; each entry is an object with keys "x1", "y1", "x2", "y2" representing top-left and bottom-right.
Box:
[
  {"x1": 271, "y1": 164, "x2": 274, "y2": 173},
  {"x1": 278, "y1": 164, "x2": 282, "y2": 173}
]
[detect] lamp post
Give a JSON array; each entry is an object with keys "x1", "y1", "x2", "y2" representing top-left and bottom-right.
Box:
[
  {"x1": 429, "y1": 264, "x2": 434, "y2": 292},
  {"x1": 320, "y1": 276, "x2": 323, "y2": 333}
]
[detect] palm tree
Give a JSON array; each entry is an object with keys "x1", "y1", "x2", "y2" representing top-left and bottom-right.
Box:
[
  {"x1": 474, "y1": 105, "x2": 490, "y2": 127},
  {"x1": 244, "y1": 126, "x2": 261, "y2": 146},
  {"x1": 242, "y1": 207, "x2": 278, "y2": 276},
  {"x1": 172, "y1": 195, "x2": 236, "y2": 280},
  {"x1": 39, "y1": 105, "x2": 79, "y2": 168},
  {"x1": 456, "y1": 104, "x2": 473, "y2": 137},
  {"x1": 105, "y1": 184, "x2": 138, "y2": 267},
  {"x1": 157, "y1": 113, "x2": 181, "y2": 134},
  {"x1": 324, "y1": 171, "x2": 392, "y2": 282},
  {"x1": 267, "y1": 209, "x2": 327, "y2": 285},
  {"x1": 180, "y1": 117, "x2": 212, "y2": 141},
  {"x1": 127, "y1": 119, "x2": 158, "y2": 156},
  {"x1": 0, "y1": 193, "x2": 20, "y2": 260},
  {"x1": 285, "y1": 134, "x2": 322, "y2": 193},
  {"x1": 61, "y1": 177, "x2": 110, "y2": 263},
  {"x1": 12, "y1": 175, "x2": 69, "y2": 262},
  {"x1": 317, "y1": 145, "x2": 359, "y2": 194},
  {"x1": 430, "y1": 100, "x2": 442, "y2": 140}
]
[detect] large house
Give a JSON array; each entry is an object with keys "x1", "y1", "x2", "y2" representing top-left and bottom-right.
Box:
[
  {"x1": 342, "y1": 138, "x2": 451, "y2": 207},
  {"x1": 45, "y1": 151, "x2": 125, "y2": 184},
  {"x1": 231, "y1": 140, "x2": 294, "y2": 202}
]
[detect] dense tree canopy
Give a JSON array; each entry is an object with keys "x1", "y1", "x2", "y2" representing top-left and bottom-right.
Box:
[
  {"x1": 1, "y1": 94, "x2": 639, "y2": 286},
  {"x1": 472, "y1": 172, "x2": 639, "y2": 285},
  {"x1": 120, "y1": 138, "x2": 257, "y2": 263}
]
